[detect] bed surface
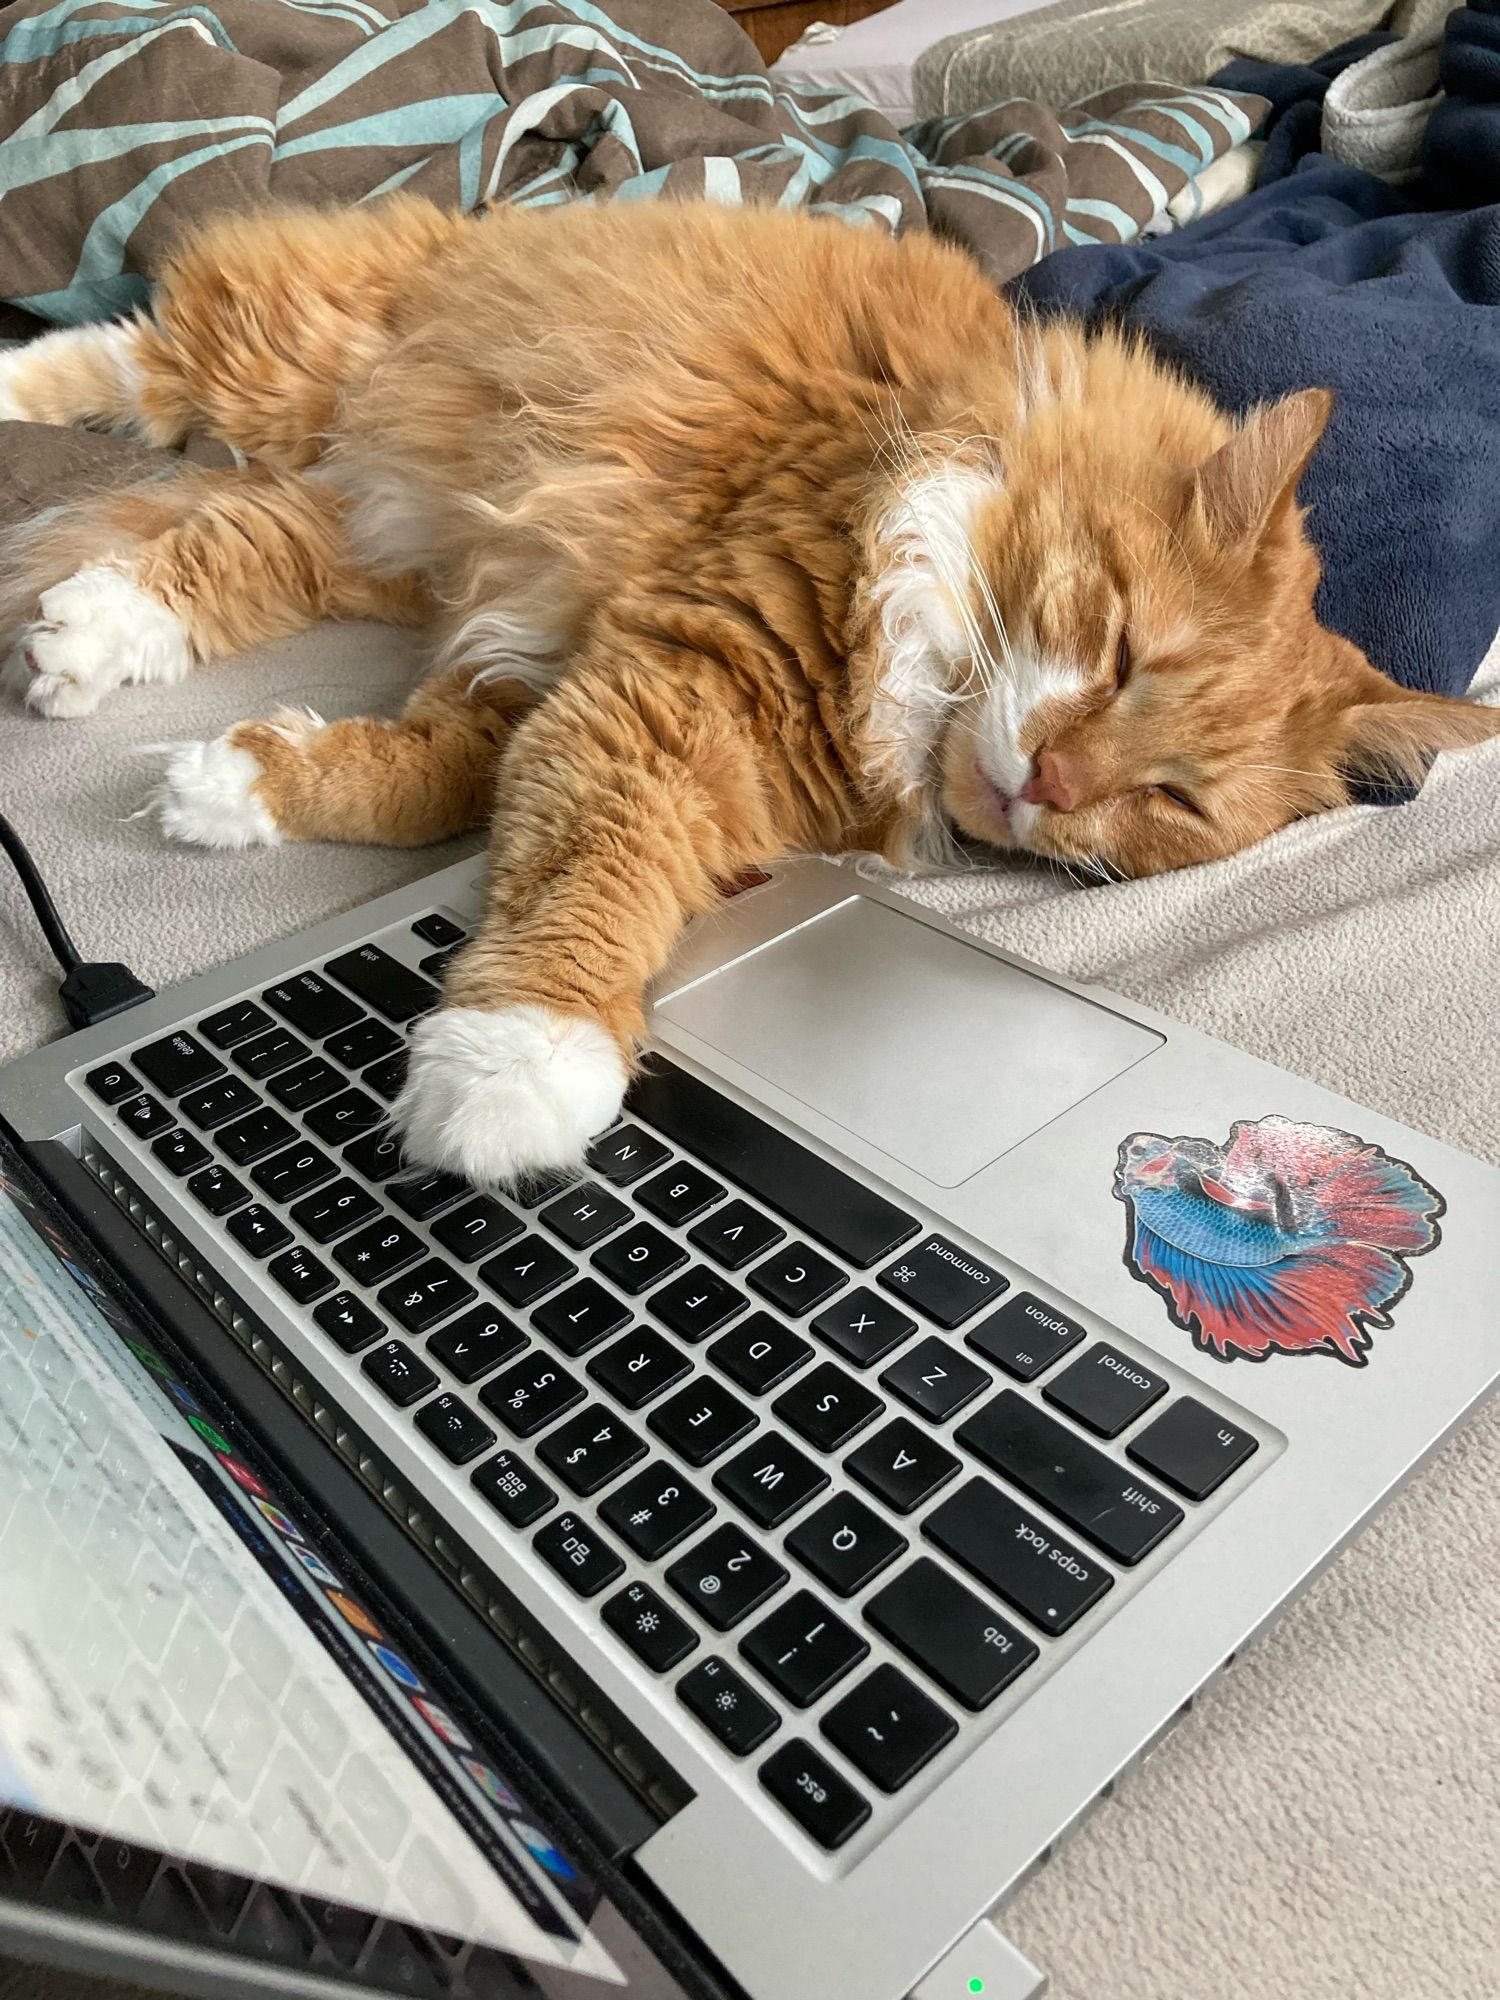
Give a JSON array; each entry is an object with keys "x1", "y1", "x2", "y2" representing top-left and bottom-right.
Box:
[
  {"x1": 771, "y1": 0, "x2": 1054, "y2": 126},
  {"x1": 2, "y1": 611, "x2": 1497, "y2": 2000}
]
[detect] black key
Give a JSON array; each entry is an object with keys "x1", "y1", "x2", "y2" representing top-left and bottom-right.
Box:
[
  {"x1": 600, "y1": 1461, "x2": 714, "y2": 1559},
  {"x1": 428, "y1": 1304, "x2": 525, "y2": 1381},
  {"x1": 361, "y1": 1339, "x2": 439, "y2": 1408},
  {"x1": 413, "y1": 912, "x2": 466, "y2": 950},
  {"x1": 1127, "y1": 1397, "x2": 1259, "y2": 1501},
  {"x1": 537, "y1": 1406, "x2": 646, "y2": 1494},
  {"x1": 786, "y1": 1494, "x2": 906, "y2": 1598},
  {"x1": 878, "y1": 1234, "x2": 1007, "y2": 1329},
  {"x1": 314, "y1": 1291, "x2": 385, "y2": 1353},
  {"x1": 966, "y1": 1292, "x2": 1087, "y2": 1380},
  {"x1": 325, "y1": 1018, "x2": 402, "y2": 1070},
  {"x1": 481, "y1": 1234, "x2": 576, "y2": 1308},
  {"x1": 649, "y1": 1378, "x2": 756, "y2": 1466},
  {"x1": 325, "y1": 945, "x2": 438, "y2": 1025},
  {"x1": 865, "y1": 1559, "x2": 1037, "y2": 1710},
  {"x1": 415, "y1": 1394, "x2": 495, "y2": 1466},
  {"x1": 533, "y1": 1512, "x2": 623, "y2": 1597},
  {"x1": 587, "y1": 1124, "x2": 670, "y2": 1186},
  {"x1": 637, "y1": 1163, "x2": 725, "y2": 1227},
  {"x1": 268, "y1": 1244, "x2": 336, "y2": 1306},
  {"x1": 199, "y1": 1000, "x2": 274, "y2": 1048},
  {"x1": 362, "y1": 1051, "x2": 408, "y2": 1102},
  {"x1": 252, "y1": 1142, "x2": 337, "y2": 1203},
  {"x1": 267, "y1": 1058, "x2": 346, "y2": 1112},
  {"x1": 924, "y1": 1478, "x2": 1112, "y2": 1637},
  {"x1": 419, "y1": 948, "x2": 460, "y2": 979},
  {"x1": 334, "y1": 1217, "x2": 425, "y2": 1284},
  {"x1": 533, "y1": 1278, "x2": 631, "y2": 1356},
  {"x1": 151, "y1": 1128, "x2": 211, "y2": 1177},
  {"x1": 811, "y1": 1287, "x2": 916, "y2": 1368},
  {"x1": 538, "y1": 1181, "x2": 631, "y2": 1249},
  {"x1": 232, "y1": 1028, "x2": 309, "y2": 1081},
  {"x1": 880, "y1": 1336, "x2": 990, "y2": 1423},
  {"x1": 773, "y1": 1362, "x2": 882, "y2": 1454},
  {"x1": 388, "y1": 1168, "x2": 467, "y2": 1221},
  {"x1": 820, "y1": 1663, "x2": 957, "y2": 1793},
  {"x1": 480, "y1": 1354, "x2": 584, "y2": 1437},
  {"x1": 689, "y1": 1198, "x2": 785, "y2": 1272},
  {"x1": 379, "y1": 1258, "x2": 477, "y2": 1335},
  {"x1": 85, "y1": 1062, "x2": 140, "y2": 1106},
  {"x1": 431, "y1": 1195, "x2": 523, "y2": 1263},
  {"x1": 263, "y1": 971, "x2": 361, "y2": 1039},
  {"x1": 666, "y1": 1523, "x2": 786, "y2": 1629},
  {"x1": 740, "y1": 1590, "x2": 867, "y2": 1706},
  {"x1": 846, "y1": 1417, "x2": 960, "y2": 1515},
  {"x1": 186, "y1": 1164, "x2": 250, "y2": 1216},
  {"x1": 1044, "y1": 1342, "x2": 1169, "y2": 1439},
  {"x1": 592, "y1": 1222, "x2": 686, "y2": 1295},
  {"x1": 708, "y1": 1313, "x2": 813, "y2": 1395},
  {"x1": 226, "y1": 1203, "x2": 292, "y2": 1258},
  {"x1": 219, "y1": 1107, "x2": 297, "y2": 1165},
  {"x1": 630, "y1": 1060, "x2": 919, "y2": 1267},
  {"x1": 290, "y1": 1178, "x2": 379, "y2": 1243},
  {"x1": 179, "y1": 1076, "x2": 260, "y2": 1130},
  {"x1": 955, "y1": 1391, "x2": 1184, "y2": 1566},
  {"x1": 714, "y1": 1433, "x2": 827, "y2": 1529},
  {"x1": 648, "y1": 1266, "x2": 748, "y2": 1344},
  {"x1": 133, "y1": 1032, "x2": 223, "y2": 1098},
  {"x1": 472, "y1": 1450, "x2": 555, "y2": 1528},
  {"x1": 509, "y1": 1169, "x2": 575, "y2": 1209},
  {"x1": 118, "y1": 1093, "x2": 175, "y2": 1140},
  {"x1": 603, "y1": 1582, "x2": 696, "y2": 1673},
  {"x1": 677, "y1": 1656, "x2": 778, "y2": 1757},
  {"x1": 306, "y1": 1089, "x2": 383, "y2": 1143},
  {"x1": 588, "y1": 1327, "x2": 690, "y2": 1408},
  {"x1": 748, "y1": 1242, "x2": 845, "y2": 1317},
  {"x1": 344, "y1": 1126, "x2": 408, "y2": 1182},
  {"x1": 759, "y1": 1740, "x2": 869, "y2": 1849}
]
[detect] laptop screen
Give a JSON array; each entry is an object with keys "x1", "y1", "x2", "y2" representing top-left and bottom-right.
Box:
[{"x1": 0, "y1": 1149, "x2": 636, "y2": 1996}]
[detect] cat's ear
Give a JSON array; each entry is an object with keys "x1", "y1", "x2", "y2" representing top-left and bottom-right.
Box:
[
  {"x1": 1334, "y1": 670, "x2": 1500, "y2": 790},
  {"x1": 1186, "y1": 389, "x2": 1332, "y2": 553}
]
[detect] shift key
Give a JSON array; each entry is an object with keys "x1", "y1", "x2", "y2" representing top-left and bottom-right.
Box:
[{"x1": 956, "y1": 1390, "x2": 1182, "y2": 1566}]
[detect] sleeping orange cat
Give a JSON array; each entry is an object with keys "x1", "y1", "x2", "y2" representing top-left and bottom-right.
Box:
[{"x1": 1, "y1": 198, "x2": 1495, "y2": 1184}]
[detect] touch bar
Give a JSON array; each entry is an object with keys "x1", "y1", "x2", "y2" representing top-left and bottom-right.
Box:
[{"x1": 627, "y1": 1058, "x2": 919, "y2": 1269}]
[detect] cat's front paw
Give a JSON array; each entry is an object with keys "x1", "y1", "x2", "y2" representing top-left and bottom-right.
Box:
[
  {"x1": 153, "y1": 732, "x2": 282, "y2": 848},
  {"x1": 394, "y1": 1005, "x2": 627, "y2": 1186},
  {"x1": 9, "y1": 566, "x2": 192, "y2": 718}
]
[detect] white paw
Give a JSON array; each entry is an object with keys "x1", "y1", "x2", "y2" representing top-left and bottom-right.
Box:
[
  {"x1": 153, "y1": 736, "x2": 281, "y2": 849},
  {"x1": 11, "y1": 565, "x2": 192, "y2": 718},
  {"x1": 394, "y1": 1004, "x2": 627, "y2": 1185}
]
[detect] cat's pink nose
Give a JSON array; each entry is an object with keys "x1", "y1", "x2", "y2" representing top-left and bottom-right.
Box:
[{"x1": 1020, "y1": 748, "x2": 1081, "y2": 812}]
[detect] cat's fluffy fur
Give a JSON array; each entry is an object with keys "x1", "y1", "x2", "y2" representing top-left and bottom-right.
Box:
[{"x1": 2, "y1": 198, "x2": 1496, "y2": 1182}]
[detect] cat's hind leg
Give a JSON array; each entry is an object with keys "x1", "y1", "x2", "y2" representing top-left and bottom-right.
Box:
[
  {"x1": 3, "y1": 465, "x2": 426, "y2": 718},
  {"x1": 156, "y1": 667, "x2": 534, "y2": 850}
]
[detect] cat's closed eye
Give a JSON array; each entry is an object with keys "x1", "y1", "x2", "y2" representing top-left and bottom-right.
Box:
[
  {"x1": 1111, "y1": 631, "x2": 1132, "y2": 693},
  {"x1": 1149, "y1": 783, "x2": 1205, "y2": 817}
]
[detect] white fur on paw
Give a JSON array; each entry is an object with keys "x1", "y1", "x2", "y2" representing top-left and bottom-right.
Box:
[
  {"x1": 394, "y1": 1005, "x2": 627, "y2": 1185},
  {"x1": 13, "y1": 566, "x2": 192, "y2": 718},
  {"x1": 154, "y1": 736, "x2": 281, "y2": 849}
]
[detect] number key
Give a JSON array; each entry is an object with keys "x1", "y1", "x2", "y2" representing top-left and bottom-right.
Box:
[
  {"x1": 479, "y1": 1355, "x2": 583, "y2": 1437},
  {"x1": 536, "y1": 1405, "x2": 646, "y2": 1494},
  {"x1": 427, "y1": 1304, "x2": 524, "y2": 1381},
  {"x1": 666, "y1": 1523, "x2": 786, "y2": 1630},
  {"x1": 599, "y1": 1461, "x2": 714, "y2": 1559},
  {"x1": 333, "y1": 1216, "x2": 425, "y2": 1284},
  {"x1": 378, "y1": 1258, "x2": 476, "y2": 1334}
]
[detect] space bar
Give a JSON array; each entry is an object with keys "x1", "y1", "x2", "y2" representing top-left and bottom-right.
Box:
[{"x1": 626, "y1": 1057, "x2": 919, "y2": 1269}]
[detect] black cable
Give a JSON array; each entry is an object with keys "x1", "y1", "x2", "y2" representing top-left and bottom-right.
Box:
[{"x1": 1, "y1": 806, "x2": 154, "y2": 1030}]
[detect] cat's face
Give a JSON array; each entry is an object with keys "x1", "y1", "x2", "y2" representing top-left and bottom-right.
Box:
[{"x1": 904, "y1": 376, "x2": 1500, "y2": 878}]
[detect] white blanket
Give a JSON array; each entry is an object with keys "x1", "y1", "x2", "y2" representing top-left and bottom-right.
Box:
[{"x1": 2, "y1": 623, "x2": 1497, "y2": 2000}]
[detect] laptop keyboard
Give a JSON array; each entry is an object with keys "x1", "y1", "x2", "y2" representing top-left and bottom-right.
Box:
[{"x1": 78, "y1": 912, "x2": 1264, "y2": 1857}]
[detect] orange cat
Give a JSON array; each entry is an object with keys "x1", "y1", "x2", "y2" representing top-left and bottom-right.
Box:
[{"x1": 1, "y1": 197, "x2": 1495, "y2": 1183}]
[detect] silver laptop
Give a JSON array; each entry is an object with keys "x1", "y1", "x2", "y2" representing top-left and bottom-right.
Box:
[{"x1": 1, "y1": 852, "x2": 1496, "y2": 2000}]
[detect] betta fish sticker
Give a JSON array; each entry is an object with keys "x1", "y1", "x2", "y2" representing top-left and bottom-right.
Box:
[{"x1": 1112, "y1": 1116, "x2": 1444, "y2": 1366}]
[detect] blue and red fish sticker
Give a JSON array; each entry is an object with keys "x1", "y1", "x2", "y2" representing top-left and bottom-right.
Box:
[{"x1": 1113, "y1": 1116, "x2": 1443, "y2": 1366}]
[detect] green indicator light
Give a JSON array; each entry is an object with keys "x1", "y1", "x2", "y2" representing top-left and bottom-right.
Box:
[{"x1": 967, "y1": 1982, "x2": 985, "y2": 1995}]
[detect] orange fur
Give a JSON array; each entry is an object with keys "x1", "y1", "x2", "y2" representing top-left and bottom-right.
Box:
[{"x1": 3, "y1": 196, "x2": 1496, "y2": 1175}]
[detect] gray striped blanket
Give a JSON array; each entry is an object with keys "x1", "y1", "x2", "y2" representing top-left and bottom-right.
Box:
[{"x1": 0, "y1": 0, "x2": 1263, "y2": 324}]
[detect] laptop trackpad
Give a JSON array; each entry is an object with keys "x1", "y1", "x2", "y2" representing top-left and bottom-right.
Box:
[{"x1": 655, "y1": 897, "x2": 1162, "y2": 1187}]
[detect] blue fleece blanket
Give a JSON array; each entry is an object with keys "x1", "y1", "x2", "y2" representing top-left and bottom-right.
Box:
[{"x1": 1011, "y1": 13, "x2": 1500, "y2": 731}]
